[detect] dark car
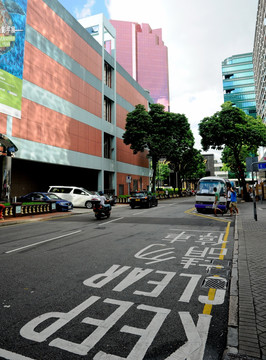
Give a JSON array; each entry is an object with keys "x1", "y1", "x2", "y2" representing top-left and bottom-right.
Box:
[
  {"x1": 129, "y1": 191, "x2": 158, "y2": 209},
  {"x1": 18, "y1": 192, "x2": 73, "y2": 212}
]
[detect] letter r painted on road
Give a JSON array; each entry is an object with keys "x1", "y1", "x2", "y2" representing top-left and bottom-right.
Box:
[{"x1": 83, "y1": 265, "x2": 131, "y2": 288}]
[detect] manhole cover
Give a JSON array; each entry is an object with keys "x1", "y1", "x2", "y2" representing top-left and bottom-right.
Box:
[{"x1": 202, "y1": 276, "x2": 227, "y2": 289}]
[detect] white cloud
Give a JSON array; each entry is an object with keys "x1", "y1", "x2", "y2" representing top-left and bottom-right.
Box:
[
  {"x1": 75, "y1": 0, "x2": 95, "y2": 19},
  {"x1": 107, "y1": 0, "x2": 258, "y2": 160}
]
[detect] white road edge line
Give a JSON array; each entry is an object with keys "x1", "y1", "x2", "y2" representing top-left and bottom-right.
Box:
[{"x1": 5, "y1": 230, "x2": 82, "y2": 254}]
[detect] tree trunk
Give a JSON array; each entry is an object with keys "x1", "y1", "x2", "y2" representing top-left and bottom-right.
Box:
[{"x1": 151, "y1": 155, "x2": 158, "y2": 193}]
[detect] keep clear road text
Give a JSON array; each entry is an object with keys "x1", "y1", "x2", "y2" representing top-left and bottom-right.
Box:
[{"x1": 0, "y1": 201, "x2": 233, "y2": 360}]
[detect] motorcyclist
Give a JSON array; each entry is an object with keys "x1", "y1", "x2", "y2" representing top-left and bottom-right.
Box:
[{"x1": 98, "y1": 191, "x2": 111, "y2": 210}]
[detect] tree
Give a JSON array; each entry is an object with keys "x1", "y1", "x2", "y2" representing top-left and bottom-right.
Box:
[
  {"x1": 179, "y1": 148, "x2": 206, "y2": 185},
  {"x1": 168, "y1": 146, "x2": 205, "y2": 192},
  {"x1": 123, "y1": 104, "x2": 193, "y2": 192},
  {"x1": 199, "y1": 102, "x2": 266, "y2": 200},
  {"x1": 156, "y1": 161, "x2": 171, "y2": 187}
]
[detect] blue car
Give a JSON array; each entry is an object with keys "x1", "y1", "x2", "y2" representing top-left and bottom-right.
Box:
[{"x1": 18, "y1": 192, "x2": 73, "y2": 212}]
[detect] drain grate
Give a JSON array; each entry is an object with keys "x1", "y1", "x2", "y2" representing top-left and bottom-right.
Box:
[
  {"x1": 208, "y1": 268, "x2": 230, "y2": 277},
  {"x1": 202, "y1": 277, "x2": 227, "y2": 290}
]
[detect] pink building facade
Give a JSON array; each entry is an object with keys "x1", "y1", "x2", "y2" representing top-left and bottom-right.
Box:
[
  {"x1": 0, "y1": 1, "x2": 153, "y2": 199},
  {"x1": 110, "y1": 20, "x2": 170, "y2": 111}
]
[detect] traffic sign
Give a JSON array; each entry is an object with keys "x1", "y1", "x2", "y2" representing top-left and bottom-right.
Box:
[{"x1": 258, "y1": 163, "x2": 266, "y2": 170}]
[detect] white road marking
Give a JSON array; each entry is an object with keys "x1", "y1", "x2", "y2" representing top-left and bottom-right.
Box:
[
  {"x1": 5, "y1": 230, "x2": 82, "y2": 254},
  {"x1": 0, "y1": 348, "x2": 36, "y2": 360},
  {"x1": 97, "y1": 217, "x2": 124, "y2": 226},
  {"x1": 170, "y1": 228, "x2": 223, "y2": 232}
]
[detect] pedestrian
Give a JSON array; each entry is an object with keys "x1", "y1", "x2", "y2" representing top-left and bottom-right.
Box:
[
  {"x1": 229, "y1": 187, "x2": 239, "y2": 216},
  {"x1": 213, "y1": 187, "x2": 223, "y2": 216},
  {"x1": 226, "y1": 185, "x2": 231, "y2": 212}
]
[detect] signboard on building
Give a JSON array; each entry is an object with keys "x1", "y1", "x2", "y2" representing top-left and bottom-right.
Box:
[
  {"x1": 0, "y1": 0, "x2": 27, "y2": 118},
  {"x1": 258, "y1": 152, "x2": 266, "y2": 171},
  {"x1": 258, "y1": 163, "x2": 266, "y2": 170}
]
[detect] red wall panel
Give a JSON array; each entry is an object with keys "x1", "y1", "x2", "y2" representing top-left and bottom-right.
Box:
[
  {"x1": 23, "y1": 43, "x2": 102, "y2": 118},
  {"x1": 27, "y1": 0, "x2": 102, "y2": 80},
  {"x1": 12, "y1": 99, "x2": 102, "y2": 156}
]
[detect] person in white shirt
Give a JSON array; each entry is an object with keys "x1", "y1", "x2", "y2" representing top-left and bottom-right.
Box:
[{"x1": 98, "y1": 191, "x2": 111, "y2": 210}]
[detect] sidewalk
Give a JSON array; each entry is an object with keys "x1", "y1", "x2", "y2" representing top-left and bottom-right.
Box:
[
  {"x1": 0, "y1": 207, "x2": 87, "y2": 226},
  {"x1": 224, "y1": 199, "x2": 266, "y2": 360}
]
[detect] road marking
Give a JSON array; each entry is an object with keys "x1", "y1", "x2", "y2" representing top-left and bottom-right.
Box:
[
  {"x1": 185, "y1": 207, "x2": 231, "y2": 222},
  {"x1": 0, "y1": 348, "x2": 36, "y2": 360},
  {"x1": 202, "y1": 221, "x2": 231, "y2": 316},
  {"x1": 219, "y1": 222, "x2": 230, "y2": 260},
  {"x1": 203, "y1": 289, "x2": 216, "y2": 315},
  {"x1": 5, "y1": 230, "x2": 82, "y2": 254},
  {"x1": 132, "y1": 206, "x2": 165, "y2": 215},
  {"x1": 97, "y1": 217, "x2": 124, "y2": 226}
]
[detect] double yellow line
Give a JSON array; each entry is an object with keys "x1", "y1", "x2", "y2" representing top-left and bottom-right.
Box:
[
  {"x1": 203, "y1": 222, "x2": 230, "y2": 315},
  {"x1": 185, "y1": 207, "x2": 231, "y2": 316}
]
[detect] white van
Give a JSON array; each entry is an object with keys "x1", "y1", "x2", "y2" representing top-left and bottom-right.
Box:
[
  {"x1": 195, "y1": 176, "x2": 231, "y2": 213},
  {"x1": 48, "y1": 186, "x2": 100, "y2": 208}
]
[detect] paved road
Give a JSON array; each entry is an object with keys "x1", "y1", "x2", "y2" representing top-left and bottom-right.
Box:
[{"x1": 0, "y1": 198, "x2": 235, "y2": 360}]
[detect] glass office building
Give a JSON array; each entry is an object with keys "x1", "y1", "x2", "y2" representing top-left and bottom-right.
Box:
[
  {"x1": 222, "y1": 53, "x2": 257, "y2": 117},
  {"x1": 253, "y1": 0, "x2": 265, "y2": 122},
  {"x1": 110, "y1": 20, "x2": 170, "y2": 111}
]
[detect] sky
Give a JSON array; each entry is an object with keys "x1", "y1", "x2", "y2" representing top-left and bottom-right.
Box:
[{"x1": 58, "y1": 0, "x2": 259, "y2": 160}]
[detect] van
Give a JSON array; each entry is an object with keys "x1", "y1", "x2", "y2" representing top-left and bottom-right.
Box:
[
  {"x1": 48, "y1": 186, "x2": 100, "y2": 208},
  {"x1": 195, "y1": 176, "x2": 231, "y2": 213}
]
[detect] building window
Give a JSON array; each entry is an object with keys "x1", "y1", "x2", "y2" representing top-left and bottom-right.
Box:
[
  {"x1": 104, "y1": 62, "x2": 112, "y2": 88},
  {"x1": 104, "y1": 97, "x2": 112, "y2": 123},
  {"x1": 104, "y1": 133, "x2": 114, "y2": 159}
]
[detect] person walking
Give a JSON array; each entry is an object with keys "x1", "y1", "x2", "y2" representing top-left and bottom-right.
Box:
[
  {"x1": 230, "y1": 187, "x2": 239, "y2": 216},
  {"x1": 213, "y1": 187, "x2": 223, "y2": 216},
  {"x1": 226, "y1": 185, "x2": 231, "y2": 212}
]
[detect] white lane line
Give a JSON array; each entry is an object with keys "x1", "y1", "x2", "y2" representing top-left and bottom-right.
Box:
[
  {"x1": 132, "y1": 205, "x2": 167, "y2": 216},
  {"x1": 97, "y1": 217, "x2": 124, "y2": 226},
  {"x1": 0, "y1": 348, "x2": 36, "y2": 360},
  {"x1": 5, "y1": 230, "x2": 82, "y2": 254}
]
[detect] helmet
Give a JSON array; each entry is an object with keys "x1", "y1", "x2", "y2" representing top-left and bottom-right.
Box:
[{"x1": 98, "y1": 191, "x2": 104, "y2": 196}]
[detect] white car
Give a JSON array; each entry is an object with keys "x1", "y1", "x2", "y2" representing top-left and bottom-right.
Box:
[{"x1": 48, "y1": 186, "x2": 100, "y2": 208}]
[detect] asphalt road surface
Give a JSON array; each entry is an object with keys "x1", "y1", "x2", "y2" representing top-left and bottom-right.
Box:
[{"x1": 0, "y1": 197, "x2": 234, "y2": 360}]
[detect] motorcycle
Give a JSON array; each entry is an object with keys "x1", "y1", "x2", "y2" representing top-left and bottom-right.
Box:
[{"x1": 92, "y1": 200, "x2": 111, "y2": 219}]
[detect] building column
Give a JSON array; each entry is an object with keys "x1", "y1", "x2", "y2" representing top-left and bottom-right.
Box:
[{"x1": 1, "y1": 156, "x2": 12, "y2": 202}]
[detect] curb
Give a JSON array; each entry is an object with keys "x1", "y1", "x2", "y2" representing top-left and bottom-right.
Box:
[
  {"x1": 223, "y1": 215, "x2": 239, "y2": 359},
  {"x1": 0, "y1": 211, "x2": 75, "y2": 226},
  {"x1": 223, "y1": 213, "x2": 261, "y2": 360}
]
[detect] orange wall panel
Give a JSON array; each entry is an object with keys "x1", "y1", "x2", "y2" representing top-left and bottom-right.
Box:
[
  {"x1": 0, "y1": 113, "x2": 7, "y2": 134},
  {"x1": 23, "y1": 43, "x2": 102, "y2": 118},
  {"x1": 116, "y1": 138, "x2": 149, "y2": 167},
  {"x1": 116, "y1": 72, "x2": 149, "y2": 108},
  {"x1": 116, "y1": 173, "x2": 149, "y2": 195},
  {"x1": 116, "y1": 104, "x2": 129, "y2": 130},
  {"x1": 27, "y1": 0, "x2": 102, "y2": 80},
  {"x1": 12, "y1": 99, "x2": 102, "y2": 157}
]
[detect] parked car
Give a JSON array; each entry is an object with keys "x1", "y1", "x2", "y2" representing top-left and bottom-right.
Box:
[
  {"x1": 129, "y1": 191, "x2": 158, "y2": 209},
  {"x1": 48, "y1": 186, "x2": 100, "y2": 208},
  {"x1": 18, "y1": 192, "x2": 73, "y2": 212}
]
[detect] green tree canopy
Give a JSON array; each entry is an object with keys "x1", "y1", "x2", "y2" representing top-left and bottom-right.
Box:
[
  {"x1": 199, "y1": 102, "x2": 266, "y2": 200},
  {"x1": 123, "y1": 103, "x2": 194, "y2": 192}
]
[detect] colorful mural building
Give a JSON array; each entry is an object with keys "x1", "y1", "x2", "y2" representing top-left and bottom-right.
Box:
[{"x1": 0, "y1": 0, "x2": 153, "y2": 200}]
